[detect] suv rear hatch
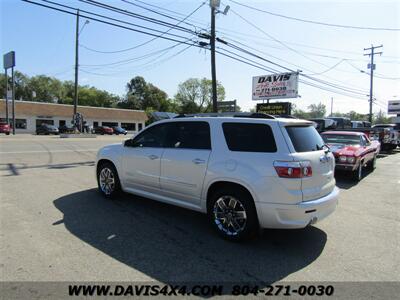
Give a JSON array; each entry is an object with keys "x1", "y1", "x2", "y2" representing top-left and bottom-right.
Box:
[{"x1": 281, "y1": 122, "x2": 336, "y2": 201}]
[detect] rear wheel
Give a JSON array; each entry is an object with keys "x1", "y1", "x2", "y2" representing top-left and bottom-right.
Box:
[
  {"x1": 208, "y1": 187, "x2": 259, "y2": 242},
  {"x1": 97, "y1": 162, "x2": 121, "y2": 198}
]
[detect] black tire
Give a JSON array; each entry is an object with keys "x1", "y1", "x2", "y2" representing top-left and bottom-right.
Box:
[
  {"x1": 207, "y1": 186, "x2": 259, "y2": 242},
  {"x1": 97, "y1": 162, "x2": 121, "y2": 199},
  {"x1": 6, "y1": 132, "x2": 10, "y2": 135},
  {"x1": 352, "y1": 161, "x2": 363, "y2": 181},
  {"x1": 367, "y1": 155, "x2": 377, "y2": 171}
]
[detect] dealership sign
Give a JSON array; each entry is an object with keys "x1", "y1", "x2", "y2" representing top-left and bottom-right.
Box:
[
  {"x1": 388, "y1": 100, "x2": 400, "y2": 114},
  {"x1": 256, "y1": 102, "x2": 291, "y2": 115},
  {"x1": 252, "y1": 72, "x2": 298, "y2": 100}
]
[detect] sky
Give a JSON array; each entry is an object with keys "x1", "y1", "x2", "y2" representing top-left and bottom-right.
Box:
[{"x1": 1, "y1": 0, "x2": 399, "y2": 115}]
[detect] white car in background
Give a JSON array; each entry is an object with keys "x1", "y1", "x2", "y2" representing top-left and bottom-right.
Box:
[{"x1": 95, "y1": 114, "x2": 339, "y2": 241}]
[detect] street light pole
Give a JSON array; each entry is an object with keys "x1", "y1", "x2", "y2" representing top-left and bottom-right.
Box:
[
  {"x1": 210, "y1": 2, "x2": 218, "y2": 113},
  {"x1": 73, "y1": 10, "x2": 80, "y2": 118}
]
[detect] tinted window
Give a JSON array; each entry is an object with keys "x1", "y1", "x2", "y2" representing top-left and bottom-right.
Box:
[
  {"x1": 286, "y1": 126, "x2": 324, "y2": 152},
  {"x1": 165, "y1": 122, "x2": 211, "y2": 150},
  {"x1": 222, "y1": 123, "x2": 277, "y2": 152},
  {"x1": 132, "y1": 124, "x2": 167, "y2": 148}
]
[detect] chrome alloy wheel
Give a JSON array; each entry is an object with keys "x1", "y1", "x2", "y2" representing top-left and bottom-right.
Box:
[
  {"x1": 213, "y1": 196, "x2": 247, "y2": 236},
  {"x1": 99, "y1": 167, "x2": 115, "y2": 195},
  {"x1": 357, "y1": 162, "x2": 363, "y2": 180}
]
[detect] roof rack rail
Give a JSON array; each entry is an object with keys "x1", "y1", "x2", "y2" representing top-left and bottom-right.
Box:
[{"x1": 173, "y1": 112, "x2": 275, "y2": 119}]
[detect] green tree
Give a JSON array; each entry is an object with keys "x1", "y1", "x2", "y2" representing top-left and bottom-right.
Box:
[
  {"x1": 307, "y1": 102, "x2": 326, "y2": 118},
  {"x1": 373, "y1": 110, "x2": 391, "y2": 124},
  {"x1": 119, "y1": 76, "x2": 169, "y2": 111},
  {"x1": 174, "y1": 78, "x2": 225, "y2": 113},
  {"x1": 0, "y1": 71, "x2": 30, "y2": 100}
]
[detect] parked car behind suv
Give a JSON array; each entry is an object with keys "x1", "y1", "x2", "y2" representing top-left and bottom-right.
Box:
[
  {"x1": 372, "y1": 124, "x2": 399, "y2": 150},
  {"x1": 93, "y1": 126, "x2": 113, "y2": 135},
  {"x1": 0, "y1": 122, "x2": 11, "y2": 135},
  {"x1": 36, "y1": 124, "x2": 59, "y2": 135},
  {"x1": 112, "y1": 126, "x2": 128, "y2": 135},
  {"x1": 95, "y1": 114, "x2": 339, "y2": 241}
]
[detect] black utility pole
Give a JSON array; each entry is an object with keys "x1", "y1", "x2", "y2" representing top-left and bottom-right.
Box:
[
  {"x1": 74, "y1": 10, "x2": 80, "y2": 117},
  {"x1": 4, "y1": 69, "x2": 8, "y2": 124},
  {"x1": 210, "y1": 1, "x2": 218, "y2": 113},
  {"x1": 11, "y1": 66, "x2": 15, "y2": 135},
  {"x1": 364, "y1": 45, "x2": 383, "y2": 123}
]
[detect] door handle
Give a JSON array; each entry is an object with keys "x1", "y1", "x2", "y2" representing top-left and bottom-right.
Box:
[
  {"x1": 192, "y1": 158, "x2": 205, "y2": 164},
  {"x1": 148, "y1": 155, "x2": 159, "y2": 160}
]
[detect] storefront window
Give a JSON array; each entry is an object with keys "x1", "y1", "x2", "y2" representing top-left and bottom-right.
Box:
[
  {"x1": 102, "y1": 122, "x2": 118, "y2": 127},
  {"x1": 16, "y1": 119, "x2": 27, "y2": 129},
  {"x1": 36, "y1": 119, "x2": 54, "y2": 128},
  {"x1": 121, "y1": 123, "x2": 136, "y2": 131}
]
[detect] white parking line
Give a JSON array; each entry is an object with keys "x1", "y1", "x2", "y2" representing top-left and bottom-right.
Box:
[{"x1": 0, "y1": 149, "x2": 98, "y2": 154}]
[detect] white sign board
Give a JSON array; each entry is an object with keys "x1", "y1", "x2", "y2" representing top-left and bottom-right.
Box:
[
  {"x1": 388, "y1": 100, "x2": 400, "y2": 115},
  {"x1": 252, "y1": 72, "x2": 299, "y2": 100}
]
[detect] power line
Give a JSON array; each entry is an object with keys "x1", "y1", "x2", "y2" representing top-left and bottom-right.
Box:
[
  {"x1": 39, "y1": 0, "x2": 194, "y2": 40},
  {"x1": 218, "y1": 37, "x2": 370, "y2": 96},
  {"x1": 216, "y1": 46, "x2": 369, "y2": 100},
  {"x1": 216, "y1": 36, "x2": 370, "y2": 93},
  {"x1": 120, "y1": 0, "x2": 204, "y2": 32},
  {"x1": 80, "y1": 43, "x2": 196, "y2": 76},
  {"x1": 22, "y1": 0, "x2": 203, "y2": 49},
  {"x1": 78, "y1": 1, "x2": 205, "y2": 54},
  {"x1": 79, "y1": 0, "x2": 195, "y2": 34},
  {"x1": 228, "y1": 7, "x2": 361, "y2": 75},
  {"x1": 127, "y1": 0, "x2": 209, "y2": 28},
  {"x1": 80, "y1": 39, "x2": 195, "y2": 67},
  {"x1": 229, "y1": 0, "x2": 400, "y2": 31},
  {"x1": 345, "y1": 60, "x2": 400, "y2": 80}
]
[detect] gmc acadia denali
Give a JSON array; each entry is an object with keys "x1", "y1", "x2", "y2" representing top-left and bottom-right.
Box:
[{"x1": 96, "y1": 114, "x2": 339, "y2": 241}]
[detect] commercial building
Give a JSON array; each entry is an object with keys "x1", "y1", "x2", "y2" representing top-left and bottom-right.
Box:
[{"x1": 0, "y1": 99, "x2": 148, "y2": 133}]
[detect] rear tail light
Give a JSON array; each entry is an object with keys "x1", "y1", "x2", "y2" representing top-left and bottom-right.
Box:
[{"x1": 273, "y1": 161, "x2": 312, "y2": 178}]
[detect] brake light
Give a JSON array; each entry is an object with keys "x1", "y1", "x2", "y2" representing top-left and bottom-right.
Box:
[{"x1": 273, "y1": 161, "x2": 312, "y2": 178}]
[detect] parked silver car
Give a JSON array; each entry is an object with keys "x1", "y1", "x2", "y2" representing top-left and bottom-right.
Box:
[{"x1": 95, "y1": 115, "x2": 339, "y2": 241}]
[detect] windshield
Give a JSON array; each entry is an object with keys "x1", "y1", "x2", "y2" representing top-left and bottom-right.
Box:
[{"x1": 322, "y1": 134, "x2": 360, "y2": 145}]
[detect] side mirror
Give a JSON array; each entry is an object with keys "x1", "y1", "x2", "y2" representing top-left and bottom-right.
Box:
[{"x1": 124, "y1": 139, "x2": 134, "y2": 147}]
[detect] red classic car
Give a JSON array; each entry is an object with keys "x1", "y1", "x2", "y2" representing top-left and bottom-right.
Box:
[{"x1": 321, "y1": 131, "x2": 380, "y2": 181}]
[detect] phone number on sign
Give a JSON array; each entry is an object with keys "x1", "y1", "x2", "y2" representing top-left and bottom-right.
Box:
[{"x1": 231, "y1": 285, "x2": 334, "y2": 296}]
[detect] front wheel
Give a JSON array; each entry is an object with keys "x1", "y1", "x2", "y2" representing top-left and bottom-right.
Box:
[
  {"x1": 353, "y1": 162, "x2": 363, "y2": 181},
  {"x1": 367, "y1": 155, "x2": 377, "y2": 171},
  {"x1": 97, "y1": 162, "x2": 121, "y2": 198},
  {"x1": 208, "y1": 187, "x2": 259, "y2": 242}
]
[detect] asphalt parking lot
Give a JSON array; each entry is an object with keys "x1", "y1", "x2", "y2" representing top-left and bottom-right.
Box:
[{"x1": 0, "y1": 135, "x2": 399, "y2": 287}]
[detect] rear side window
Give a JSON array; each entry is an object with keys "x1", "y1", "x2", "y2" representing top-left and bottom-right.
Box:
[
  {"x1": 165, "y1": 121, "x2": 211, "y2": 150},
  {"x1": 222, "y1": 123, "x2": 277, "y2": 152},
  {"x1": 286, "y1": 126, "x2": 324, "y2": 152}
]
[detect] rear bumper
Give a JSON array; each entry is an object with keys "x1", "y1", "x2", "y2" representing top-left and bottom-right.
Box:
[{"x1": 256, "y1": 187, "x2": 339, "y2": 229}]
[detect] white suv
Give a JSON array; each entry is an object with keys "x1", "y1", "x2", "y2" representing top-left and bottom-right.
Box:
[{"x1": 96, "y1": 115, "x2": 339, "y2": 241}]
